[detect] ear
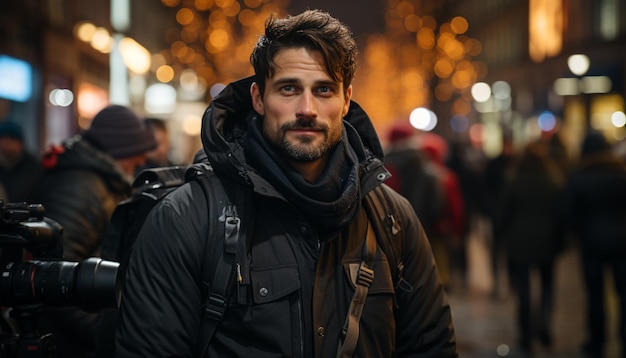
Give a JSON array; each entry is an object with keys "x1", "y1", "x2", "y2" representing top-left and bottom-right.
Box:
[
  {"x1": 342, "y1": 85, "x2": 352, "y2": 117},
  {"x1": 251, "y1": 82, "x2": 264, "y2": 115}
]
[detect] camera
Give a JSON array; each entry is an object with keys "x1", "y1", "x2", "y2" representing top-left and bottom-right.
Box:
[{"x1": 0, "y1": 200, "x2": 120, "y2": 357}]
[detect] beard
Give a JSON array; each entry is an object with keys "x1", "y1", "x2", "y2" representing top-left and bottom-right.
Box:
[{"x1": 266, "y1": 117, "x2": 341, "y2": 162}]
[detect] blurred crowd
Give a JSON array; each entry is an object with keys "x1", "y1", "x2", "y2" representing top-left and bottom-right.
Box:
[{"x1": 383, "y1": 122, "x2": 626, "y2": 358}]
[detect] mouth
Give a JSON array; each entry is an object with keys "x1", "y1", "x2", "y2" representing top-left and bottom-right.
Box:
[{"x1": 287, "y1": 128, "x2": 322, "y2": 135}]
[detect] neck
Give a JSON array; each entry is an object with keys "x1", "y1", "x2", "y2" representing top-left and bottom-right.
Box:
[{"x1": 288, "y1": 156, "x2": 327, "y2": 183}]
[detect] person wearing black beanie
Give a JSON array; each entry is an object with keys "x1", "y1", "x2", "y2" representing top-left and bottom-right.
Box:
[
  {"x1": 0, "y1": 121, "x2": 43, "y2": 202},
  {"x1": 30, "y1": 104, "x2": 157, "y2": 358}
]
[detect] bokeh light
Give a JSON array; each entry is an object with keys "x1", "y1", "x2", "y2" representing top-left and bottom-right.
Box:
[
  {"x1": 537, "y1": 111, "x2": 556, "y2": 131},
  {"x1": 409, "y1": 107, "x2": 437, "y2": 131},
  {"x1": 567, "y1": 54, "x2": 590, "y2": 76},
  {"x1": 612, "y1": 111, "x2": 626, "y2": 127},
  {"x1": 471, "y1": 82, "x2": 491, "y2": 102}
]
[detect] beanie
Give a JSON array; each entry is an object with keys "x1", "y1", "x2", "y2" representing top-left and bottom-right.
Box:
[
  {"x1": 0, "y1": 121, "x2": 24, "y2": 141},
  {"x1": 84, "y1": 105, "x2": 157, "y2": 159},
  {"x1": 388, "y1": 123, "x2": 415, "y2": 143},
  {"x1": 419, "y1": 132, "x2": 448, "y2": 165}
]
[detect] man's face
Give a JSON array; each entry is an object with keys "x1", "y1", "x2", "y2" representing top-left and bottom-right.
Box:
[
  {"x1": 0, "y1": 137, "x2": 24, "y2": 168},
  {"x1": 146, "y1": 127, "x2": 170, "y2": 164},
  {"x1": 251, "y1": 47, "x2": 352, "y2": 164}
]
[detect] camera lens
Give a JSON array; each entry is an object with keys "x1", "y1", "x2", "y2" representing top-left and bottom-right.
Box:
[{"x1": 0, "y1": 257, "x2": 120, "y2": 312}]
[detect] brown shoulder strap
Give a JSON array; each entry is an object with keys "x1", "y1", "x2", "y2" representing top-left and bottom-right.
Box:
[{"x1": 337, "y1": 221, "x2": 376, "y2": 358}]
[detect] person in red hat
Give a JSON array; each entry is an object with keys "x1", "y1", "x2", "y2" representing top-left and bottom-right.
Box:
[
  {"x1": 418, "y1": 132, "x2": 467, "y2": 290},
  {"x1": 384, "y1": 122, "x2": 445, "y2": 238}
]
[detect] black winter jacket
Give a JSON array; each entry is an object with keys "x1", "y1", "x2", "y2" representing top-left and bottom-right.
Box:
[
  {"x1": 116, "y1": 77, "x2": 457, "y2": 357},
  {"x1": 564, "y1": 150, "x2": 626, "y2": 257}
]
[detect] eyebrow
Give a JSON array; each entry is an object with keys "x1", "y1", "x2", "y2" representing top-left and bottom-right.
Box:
[{"x1": 272, "y1": 77, "x2": 340, "y2": 89}]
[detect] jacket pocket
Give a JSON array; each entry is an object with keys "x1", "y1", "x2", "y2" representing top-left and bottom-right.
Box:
[{"x1": 250, "y1": 264, "x2": 300, "y2": 304}]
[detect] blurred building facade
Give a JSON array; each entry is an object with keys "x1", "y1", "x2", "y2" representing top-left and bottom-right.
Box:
[
  {"x1": 0, "y1": 1, "x2": 205, "y2": 163},
  {"x1": 455, "y1": 0, "x2": 626, "y2": 158},
  {"x1": 1, "y1": 1, "x2": 624, "y2": 163}
]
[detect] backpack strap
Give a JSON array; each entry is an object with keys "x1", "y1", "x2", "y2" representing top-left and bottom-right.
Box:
[
  {"x1": 363, "y1": 185, "x2": 410, "y2": 299},
  {"x1": 185, "y1": 165, "x2": 252, "y2": 358},
  {"x1": 337, "y1": 221, "x2": 376, "y2": 358}
]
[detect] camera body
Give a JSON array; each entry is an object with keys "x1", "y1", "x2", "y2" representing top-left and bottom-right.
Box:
[{"x1": 0, "y1": 200, "x2": 120, "y2": 357}]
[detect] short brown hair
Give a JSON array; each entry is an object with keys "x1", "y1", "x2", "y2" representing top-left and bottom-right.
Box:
[{"x1": 250, "y1": 9, "x2": 358, "y2": 96}]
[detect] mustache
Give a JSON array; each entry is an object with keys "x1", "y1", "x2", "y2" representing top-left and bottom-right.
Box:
[{"x1": 281, "y1": 117, "x2": 329, "y2": 131}]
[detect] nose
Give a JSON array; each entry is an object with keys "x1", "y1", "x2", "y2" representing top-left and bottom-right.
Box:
[{"x1": 296, "y1": 91, "x2": 317, "y2": 119}]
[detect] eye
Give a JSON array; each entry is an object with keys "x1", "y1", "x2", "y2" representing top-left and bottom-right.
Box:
[
  {"x1": 281, "y1": 85, "x2": 295, "y2": 93},
  {"x1": 316, "y1": 86, "x2": 335, "y2": 96}
]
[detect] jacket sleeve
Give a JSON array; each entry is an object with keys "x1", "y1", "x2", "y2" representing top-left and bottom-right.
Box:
[
  {"x1": 392, "y1": 190, "x2": 458, "y2": 357},
  {"x1": 116, "y1": 182, "x2": 208, "y2": 357},
  {"x1": 40, "y1": 170, "x2": 115, "y2": 261}
]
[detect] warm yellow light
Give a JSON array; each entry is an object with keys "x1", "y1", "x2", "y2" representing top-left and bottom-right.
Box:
[
  {"x1": 182, "y1": 114, "x2": 202, "y2": 136},
  {"x1": 91, "y1": 27, "x2": 113, "y2": 53},
  {"x1": 223, "y1": 1, "x2": 241, "y2": 17},
  {"x1": 156, "y1": 65, "x2": 175, "y2": 82},
  {"x1": 243, "y1": 0, "x2": 261, "y2": 8},
  {"x1": 76, "y1": 22, "x2": 96, "y2": 42},
  {"x1": 119, "y1": 37, "x2": 151, "y2": 74},
  {"x1": 396, "y1": 1, "x2": 415, "y2": 19},
  {"x1": 161, "y1": 0, "x2": 180, "y2": 7},
  {"x1": 450, "y1": 16, "x2": 469, "y2": 34},
  {"x1": 529, "y1": 0, "x2": 563, "y2": 62},
  {"x1": 215, "y1": 0, "x2": 234, "y2": 8},
  {"x1": 404, "y1": 14, "x2": 422, "y2": 32},
  {"x1": 239, "y1": 9, "x2": 256, "y2": 26},
  {"x1": 434, "y1": 58, "x2": 454, "y2": 78},
  {"x1": 451, "y1": 69, "x2": 472, "y2": 89},
  {"x1": 195, "y1": 0, "x2": 214, "y2": 11},
  {"x1": 77, "y1": 83, "x2": 108, "y2": 127},
  {"x1": 176, "y1": 8, "x2": 194, "y2": 25},
  {"x1": 464, "y1": 38, "x2": 482, "y2": 57},
  {"x1": 417, "y1": 28, "x2": 435, "y2": 49},
  {"x1": 209, "y1": 29, "x2": 230, "y2": 49}
]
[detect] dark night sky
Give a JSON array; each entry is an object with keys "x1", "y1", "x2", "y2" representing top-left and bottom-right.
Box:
[{"x1": 287, "y1": 0, "x2": 387, "y2": 37}]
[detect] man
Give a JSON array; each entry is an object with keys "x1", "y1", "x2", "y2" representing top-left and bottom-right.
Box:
[
  {"x1": 117, "y1": 10, "x2": 457, "y2": 357},
  {"x1": 32, "y1": 104, "x2": 157, "y2": 358},
  {"x1": 135, "y1": 117, "x2": 179, "y2": 175},
  {"x1": 384, "y1": 122, "x2": 444, "y2": 241},
  {"x1": 564, "y1": 130, "x2": 626, "y2": 358},
  {"x1": 0, "y1": 121, "x2": 42, "y2": 202}
]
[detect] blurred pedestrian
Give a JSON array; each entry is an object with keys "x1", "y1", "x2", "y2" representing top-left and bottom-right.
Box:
[
  {"x1": 484, "y1": 134, "x2": 516, "y2": 298},
  {"x1": 564, "y1": 130, "x2": 626, "y2": 358},
  {"x1": 0, "y1": 182, "x2": 7, "y2": 202},
  {"x1": 135, "y1": 117, "x2": 180, "y2": 175},
  {"x1": 384, "y1": 122, "x2": 444, "y2": 237},
  {"x1": 0, "y1": 121, "x2": 42, "y2": 203},
  {"x1": 494, "y1": 140, "x2": 566, "y2": 354},
  {"x1": 31, "y1": 104, "x2": 157, "y2": 358},
  {"x1": 419, "y1": 132, "x2": 466, "y2": 290}
]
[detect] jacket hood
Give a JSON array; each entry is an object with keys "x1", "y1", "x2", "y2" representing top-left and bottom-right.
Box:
[
  {"x1": 200, "y1": 76, "x2": 385, "y2": 182},
  {"x1": 42, "y1": 136, "x2": 131, "y2": 193}
]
